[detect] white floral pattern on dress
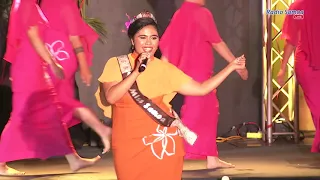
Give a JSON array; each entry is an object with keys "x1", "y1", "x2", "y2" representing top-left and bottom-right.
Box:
[
  {"x1": 45, "y1": 40, "x2": 70, "y2": 61},
  {"x1": 142, "y1": 125, "x2": 178, "y2": 160}
]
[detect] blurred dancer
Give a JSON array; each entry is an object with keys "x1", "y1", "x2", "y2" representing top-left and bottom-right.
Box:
[
  {"x1": 278, "y1": 0, "x2": 320, "y2": 153},
  {"x1": 160, "y1": 0, "x2": 248, "y2": 168},
  {"x1": 0, "y1": 0, "x2": 99, "y2": 175},
  {"x1": 40, "y1": 0, "x2": 111, "y2": 153}
]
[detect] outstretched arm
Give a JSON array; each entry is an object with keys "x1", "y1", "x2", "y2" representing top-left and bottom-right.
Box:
[
  {"x1": 178, "y1": 57, "x2": 245, "y2": 96},
  {"x1": 212, "y1": 41, "x2": 248, "y2": 80}
]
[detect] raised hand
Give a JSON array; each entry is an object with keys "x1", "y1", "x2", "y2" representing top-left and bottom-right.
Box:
[{"x1": 133, "y1": 52, "x2": 150, "y2": 73}]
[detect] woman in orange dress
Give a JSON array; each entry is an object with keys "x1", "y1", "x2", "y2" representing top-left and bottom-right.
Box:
[{"x1": 95, "y1": 11, "x2": 246, "y2": 180}]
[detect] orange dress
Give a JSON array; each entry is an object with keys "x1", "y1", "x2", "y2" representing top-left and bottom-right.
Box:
[{"x1": 96, "y1": 53, "x2": 192, "y2": 180}]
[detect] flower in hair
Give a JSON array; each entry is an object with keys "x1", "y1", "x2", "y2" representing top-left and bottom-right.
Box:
[
  {"x1": 124, "y1": 13, "x2": 132, "y2": 30},
  {"x1": 124, "y1": 11, "x2": 157, "y2": 30}
]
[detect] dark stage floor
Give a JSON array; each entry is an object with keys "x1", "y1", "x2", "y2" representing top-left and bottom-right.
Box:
[{"x1": 1, "y1": 139, "x2": 320, "y2": 180}]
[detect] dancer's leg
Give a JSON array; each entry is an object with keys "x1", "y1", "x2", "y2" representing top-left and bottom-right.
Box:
[
  {"x1": 310, "y1": 114, "x2": 320, "y2": 153},
  {"x1": 0, "y1": 154, "x2": 101, "y2": 175},
  {"x1": 74, "y1": 108, "x2": 111, "y2": 154},
  {"x1": 65, "y1": 153, "x2": 101, "y2": 172},
  {"x1": 206, "y1": 99, "x2": 234, "y2": 169},
  {"x1": 206, "y1": 110, "x2": 234, "y2": 168},
  {"x1": 295, "y1": 61, "x2": 320, "y2": 153},
  {"x1": 204, "y1": 93, "x2": 235, "y2": 169},
  {"x1": 207, "y1": 156, "x2": 235, "y2": 169}
]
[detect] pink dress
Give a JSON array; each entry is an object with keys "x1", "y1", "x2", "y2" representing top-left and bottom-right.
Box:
[
  {"x1": 160, "y1": 2, "x2": 222, "y2": 159},
  {"x1": 40, "y1": 0, "x2": 98, "y2": 127},
  {"x1": 282, "y1": 0, "x2": 320, "y2": 153},
  {"x1": 0, "y1": 0, "x2": 75, "y2": 162}
]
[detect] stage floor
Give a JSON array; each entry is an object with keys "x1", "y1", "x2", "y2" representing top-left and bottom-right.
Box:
[{"x1": 2, "y1": 139, "x2": 320, "y2": 180}]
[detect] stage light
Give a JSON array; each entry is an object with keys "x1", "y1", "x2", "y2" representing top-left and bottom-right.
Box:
[{"x1": 263, "y1": 0, "x2": 299, "y2": 144}]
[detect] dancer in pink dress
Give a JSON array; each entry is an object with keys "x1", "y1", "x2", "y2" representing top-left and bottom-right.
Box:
[
  {"x1": 278, "y1": 0, "x2": 320, "y2": 153},
  {"x1": 40, "y1": 0, "x2": 111, "y2": 152},
  {"x1": 160, "y1": 0, "x2": 248, "y2": 168},
  {"x1": 0, "y1": 0, "x2": 100, "y2": 175}
]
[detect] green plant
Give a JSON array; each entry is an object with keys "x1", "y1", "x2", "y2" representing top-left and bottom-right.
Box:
[{"x1": 79, "y1": 0, "x2": 107, "y2": 43}]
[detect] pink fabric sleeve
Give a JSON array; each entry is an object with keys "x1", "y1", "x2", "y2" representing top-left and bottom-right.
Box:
[
  {"x1": 4, "y1": 1, "x2": 43, "y2": 63},
  {"x1": 159, "y1": 10, "x2": 179, "y2": 59},
  {"x1": 199, "y1": 8, "x2": 222, "y2": 44},
  {"x1": 60, "y1": 3, "x2": 99, "y2": 66},
  {"x1": 19, "y1": 3, "x2": 41, "y2": 30},
  {"x1": 281, "y1": 2, "x2": 300, "y2": 46}
]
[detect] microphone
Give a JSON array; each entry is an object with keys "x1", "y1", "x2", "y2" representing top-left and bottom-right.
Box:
[{"x1": 138, "y1": 58, "x2": 148, "y2": 72}]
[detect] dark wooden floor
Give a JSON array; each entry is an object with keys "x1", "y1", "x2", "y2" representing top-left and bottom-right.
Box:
[{"x1": 1, "y1": 139, "x2": 320, "y2": 180}]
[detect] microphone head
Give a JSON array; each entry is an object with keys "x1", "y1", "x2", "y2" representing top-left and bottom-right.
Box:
[{"x1": 138, "y1": 58, "x2": 148, "y2": 72}]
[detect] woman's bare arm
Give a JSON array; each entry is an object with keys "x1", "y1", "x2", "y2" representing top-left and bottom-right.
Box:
[
  {"x1": 69, "y1": 36, "x2": 88, "y2": 69},
  {"x1": 69, "y1": 36, "x2": 93, "y2": 85},
  {"x1": 280, "y1": 41, "x2": 295, "y2": 71},
  {"x1": 178, "y1": 63, "x2": 239, "y2": 96},
  {"x1": 102, "y1": 71, "x2": 139, "y2": 104},
  {"x1": 101, "y1": 52, "x2": 149, "y2": 104},
  {"x1": 212, "y1": 41, "x2": 248, "y2": 80},
  {"x1": 276, "y1": 41, "x2": 295, "y2": 86},
  {"x1": 212, "y1": 41, "x2": 235, "y2": 62},
  {"x1": 27, "y1": 26, "x2": 54, "y2": 65}
]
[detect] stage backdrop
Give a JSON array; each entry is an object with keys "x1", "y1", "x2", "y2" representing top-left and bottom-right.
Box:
[{"x1": 77, "y1": 0, "x2": 263, "y2": 136}]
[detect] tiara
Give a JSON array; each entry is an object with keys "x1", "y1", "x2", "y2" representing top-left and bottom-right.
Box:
[{"x1": 124, "y1": 11, "x2": 157, "y2": 30}]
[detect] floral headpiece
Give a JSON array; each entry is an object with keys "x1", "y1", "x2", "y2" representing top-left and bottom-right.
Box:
[{"x1": 124, "y1": 11, "x2": 157, "y2": 30}]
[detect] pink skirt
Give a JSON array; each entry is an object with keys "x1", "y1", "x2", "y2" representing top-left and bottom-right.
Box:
[
  {"x1": 295, "y1": 59, "x2": 320, "y2": 153},
  {"x1": 0, "y1": 66, "x2": 75, "y2": 162},
  {"x1": 181, "y1": 91, "x2": 219, "y2": 159}
]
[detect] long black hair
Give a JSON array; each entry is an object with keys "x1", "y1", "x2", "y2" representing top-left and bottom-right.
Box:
[{"x1": 127, "y1": 17, "x2": 159, "y2": 53}]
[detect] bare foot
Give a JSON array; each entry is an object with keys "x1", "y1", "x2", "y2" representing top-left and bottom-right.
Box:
[
  {"x1": 0, "y1": 166, "x2": 25, "y2": 176},
  {"x1": 69, "y1": 156, "x2": 101, "y2": 172},
  {"x1": 207, "y1": 156, "x2": 235, "y2": 169}
]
